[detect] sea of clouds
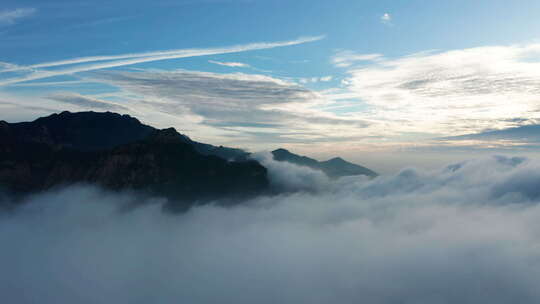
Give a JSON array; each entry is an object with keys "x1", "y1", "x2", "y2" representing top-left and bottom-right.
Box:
[{"x1": 2, "y1": 154, "x2": 540, "y2": 303}]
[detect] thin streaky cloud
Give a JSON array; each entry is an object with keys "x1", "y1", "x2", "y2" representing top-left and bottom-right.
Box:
[
  {"x1": 7, "y1": 80, "x2": 89, "y2": 87},
  {"x1": 331, "y1": 51, "x2": 383, "y2": 67},
  {"x1": 0, "y1": 35, "x2": 324, "y2": 74},
  {"x1": 0, "y1": 8, "x2": 36, "y2": 25},
  {"x1": 208, "y1": 60, "x2": 250, "y2": 68}
]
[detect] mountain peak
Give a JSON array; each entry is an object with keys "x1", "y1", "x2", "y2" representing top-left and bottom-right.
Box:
[
  {"x1": 272, "y1": 148, "x2": 292, "y2": 154},
  {"x1": 147, "y1": 128, "x2": 188, "y2": 145},
  {"x1": 38, "y1": 110, "x2": 141, "y2": 123},
  {"x1": 327, "y1": 157, "x2": 345, "y2": 163},
  {"x1": 271, "y1": 149, "x2": 377, "y2": 178},
  {"x1": 0, "y1": 111, "x2": 268, "y2": 211},
  {"x1": 19, "y1": 111, "x2": 155, "y2": 151}
]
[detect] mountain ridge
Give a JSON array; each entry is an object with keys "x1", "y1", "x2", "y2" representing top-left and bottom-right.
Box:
[
  {"x1": 271, "y1": 148, "x2": 377, "y2": 178},
  {"x1": 1, "y1": 111, "x2": 378, "y2": 211},
  {"x1": 6, "y1": 111, "x2": 250, "y2": 160},
  {"x1": 0, "y1": 111, "x2": 267, "y2": 211}
]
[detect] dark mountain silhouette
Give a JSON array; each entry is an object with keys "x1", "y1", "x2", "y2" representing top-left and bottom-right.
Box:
[
  {"x1": 272, "y1": 148, "x2": 377, "y2": 178},
  {"x1": 2, "y1": 110, "x2": 249, "y2": 159},
  {"x1": 0, "y1": 111, "x2": 267, "y2": 211},
  {"x1": 180, "y1": 136, "x2": 250, "y2": 161}
]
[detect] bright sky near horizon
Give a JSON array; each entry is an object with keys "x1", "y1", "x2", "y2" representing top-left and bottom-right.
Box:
[{"x1": 2, "y1": 0, "x2": 540, "y2": 171}]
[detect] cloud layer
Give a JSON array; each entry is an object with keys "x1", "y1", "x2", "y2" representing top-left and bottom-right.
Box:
[
  {"x1": 2, "y1": 155, "x2": 540, "y2": 303},
  {"x1": 78, "y1": 70, "x2": 370, "y2": 146}
]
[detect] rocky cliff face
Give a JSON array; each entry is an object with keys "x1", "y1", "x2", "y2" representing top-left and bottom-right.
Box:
[{"x1": 0, "y1": 111, "x2": 268, "y2": 211}]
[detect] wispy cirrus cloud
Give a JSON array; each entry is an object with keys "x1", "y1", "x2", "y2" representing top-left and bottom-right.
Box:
[
  {"x1": 331, "y1": 51, "x2": 383, "y2": 68},
  {"x1": 0, "y1": 35, "x2": 324, "y2": 86},
  {"x1": 0, "y1": 8, "x2": 36, "y2": 25},
  {"x1": 208, "y1": 60, "x2": 250, "y2": 68}
]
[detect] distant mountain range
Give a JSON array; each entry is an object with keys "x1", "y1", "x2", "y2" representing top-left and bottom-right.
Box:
[
  {"x1": 272, "y1": 148, "x2": 377, "y2": 178},
  {"x1": 0, "y1": 111, "x2": 377, "y2": 210}
]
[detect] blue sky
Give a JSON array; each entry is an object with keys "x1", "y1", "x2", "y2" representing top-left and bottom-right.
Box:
[{"x1": 2, "y1": 0, "x2": 540, "y2": 170}]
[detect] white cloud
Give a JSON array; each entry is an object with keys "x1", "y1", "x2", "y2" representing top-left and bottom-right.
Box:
[
  {"x1": 10, "y1": 37, "x2": 540, "y2": 152},
  {"x1": 298, "y1": 76, "x2": 333, "y2": 84},
  {"x1": 208, "y1": 60, "x2": 250, "y2": 68},
  {"x1": 3, "y1": 156, "x2": 540, "y2": 303},
  {"x1": 319, "y1": 76, "x2": 333, "y2": 82},
  {"x1": 0, "y1": 35, "x2": 324, "y2": 86},
  {"x1": 0, "y1": 8, "x2": 36, "y2": 25},
  {"x1": 0, "y1": 62, "x2": 20, "y2": 71},
  {"x1": 336, "y1": 43, "x2": 540, "y2": 138},
  {"x1": 331, "y1": 51, "x2": 383, "y2": 68},
  {"x1": 381, "y1": 12, "x2": 392, "y2": 24},
  {"x1": 87, "y1": 70, "x2": 369, "y2": 146}
]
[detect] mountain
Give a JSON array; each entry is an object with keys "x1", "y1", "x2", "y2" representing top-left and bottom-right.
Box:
[
  {"x1": 181, "y1": 136, "x2": 250, "y2": 161},
  {"x1": 0, "y1": 111, "x2": 250, "y2": 159},
  {"x1": 0, "y1": 111, "x2": 267, "y2": 211},
  {"x1": 272, "y1": 148, "x2": 377, "y2": 178}
]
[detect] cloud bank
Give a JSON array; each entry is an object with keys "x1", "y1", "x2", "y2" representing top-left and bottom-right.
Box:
[
  {"x1": 81, "y1": 70, "x2": 370, "y2": 146},
  {"x1": 2, "y1": 155, "x2": 540, "y2": 303},
  {"x1": 337, "y1": 43, "x2": 540, "y2": 138}
]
